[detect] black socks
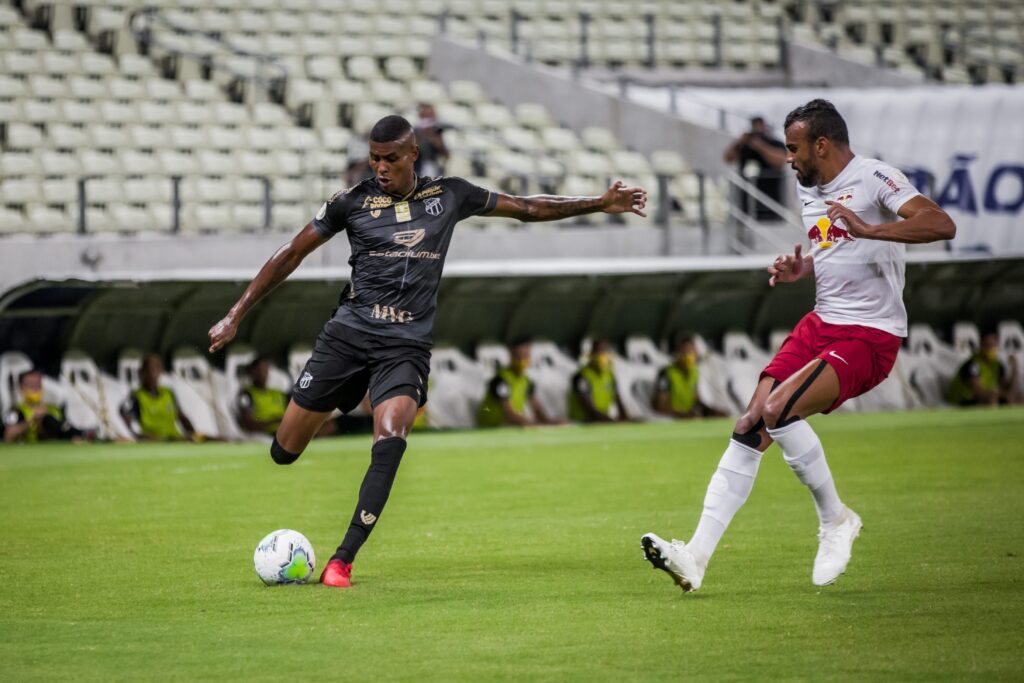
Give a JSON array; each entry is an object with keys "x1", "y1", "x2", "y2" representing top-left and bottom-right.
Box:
[
  {"x1": 333, "y1": 436, "x2": 407, "y2": 564},
  {"x1": 270, "y1": 437, "x2": 300, "y2": 465}
]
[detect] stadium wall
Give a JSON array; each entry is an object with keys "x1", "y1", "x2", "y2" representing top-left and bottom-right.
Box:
[{"x1": 3, "y1": 255, "x2": 1021, "y2": 375}]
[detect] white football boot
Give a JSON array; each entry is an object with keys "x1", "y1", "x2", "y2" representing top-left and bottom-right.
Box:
[
  {"x1": 812, "y1": 506, "x2": 862, "y2": 586},
  {"x1": 640, "y1": 533, "x2": 704, "y2": 592}
]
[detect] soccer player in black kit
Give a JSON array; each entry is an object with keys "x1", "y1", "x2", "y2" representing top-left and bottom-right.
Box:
[{"x1": 209, "y1": 115, "x2": 647, "y2": 587}]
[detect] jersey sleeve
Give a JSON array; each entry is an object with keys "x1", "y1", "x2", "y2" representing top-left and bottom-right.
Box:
[
  {"x1": 236, "y1": 390, "x2": 253, "y2": 413},
  {"x1": 655, "y1": 369, "x2": 670, "y2": 393},
  {"x1": 488, "y1": 376, "x2": 511, "y2": 400},
  {"x1": 448, "y1": 177, "x2": 498, "y2": 221},
  {"x1": 311, "y1": 187, "x2": 357, "y2": 237},
  {"x1": 4, "y1": 409, "x2": 24, "y2": 427},
  {"x1": 870, "y1": 162, "x2": 921, "y2": 216},
  {"x1": 121, "y1": 395, "x2": 140, "y2": 420}
]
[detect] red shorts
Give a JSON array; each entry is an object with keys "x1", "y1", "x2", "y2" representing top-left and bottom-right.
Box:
[{"x1": 762, "y1": 312, "x2": 902, "y2": 412}]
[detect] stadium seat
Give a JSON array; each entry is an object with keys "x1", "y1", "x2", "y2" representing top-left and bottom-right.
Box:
[
  {"x1": 60, "y1": 350, "x2": 134, "y2": 440},
  {"x1": 427, "y1": 348, "x2": 489, "y2": 429},
  {"x1": 170, "y1": 347, "x2": 243, "y2": 440},
  {"x1": 475, "y1": 343, "x2": 510, "y2": 375}
]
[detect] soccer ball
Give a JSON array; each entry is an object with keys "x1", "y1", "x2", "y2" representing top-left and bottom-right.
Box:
[{"x1": 253, "y1": 529, "x2": 317, "y2": 585}]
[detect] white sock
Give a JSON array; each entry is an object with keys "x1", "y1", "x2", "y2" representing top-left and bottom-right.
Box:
[
  {"x1": 689, "y1": 440, "x2": 763, "y2": 567},
  {"x1": 767, "y1": 420, "x2": 844, "y2": 527}
]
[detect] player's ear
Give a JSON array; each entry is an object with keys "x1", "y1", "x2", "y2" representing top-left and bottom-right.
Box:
[{"x1": 814, "y1": 136, "x2": 828, "y2": 158}]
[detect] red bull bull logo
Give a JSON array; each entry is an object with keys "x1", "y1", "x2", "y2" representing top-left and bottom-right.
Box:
[
  {"x1": 825, "y1": 224, "x2": 854, "y2": 244},
  {"x1": 807, "y1": 217, "x2": 854, "y2": 249}
]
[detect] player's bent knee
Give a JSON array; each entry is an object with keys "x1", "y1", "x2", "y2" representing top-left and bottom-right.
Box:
[
  {"x1": 761, "y1": 398, "x2": 783, "y2": 429},
  {"x1": 731, "y1": 415, "x2": 766, "y2": 449},
  {"x1": 270, "y1": 437, "x2": 301, "y2": 465}
]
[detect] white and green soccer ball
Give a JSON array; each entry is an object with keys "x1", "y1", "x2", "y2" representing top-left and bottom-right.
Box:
[{"x1": 253, "y1": 529, "x2": 316, "y2": 585}]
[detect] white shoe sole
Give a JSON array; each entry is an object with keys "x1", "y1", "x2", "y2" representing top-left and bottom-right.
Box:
[{"x1": 641, "y1": 534, "x2": 696, "y2": 593}]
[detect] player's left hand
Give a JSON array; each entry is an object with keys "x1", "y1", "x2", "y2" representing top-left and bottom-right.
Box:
[
  {"x1": 601, "y1": 180, "x2": 647, "y2": 217},
  {"x1": 825, "y1": 200, "x2": 874, "y2": 238}
]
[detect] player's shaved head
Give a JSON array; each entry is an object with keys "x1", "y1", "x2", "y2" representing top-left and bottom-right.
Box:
[
  {"x1": 783, "y1": 99, "x2": 849, "y2": 146},
  {"x1": 370, "y1": 115, "x2": 415, "y2": 144}
]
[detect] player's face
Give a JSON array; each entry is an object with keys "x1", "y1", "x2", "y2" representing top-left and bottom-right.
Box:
[
  {"x1": 676, "y1": 342, "x2": 697, "y2": 367},
  {"x1": 980, "y1": 334, "x2": 999, "y2": 360},
  {"x1": 369, "y1": 136, "x2": 419, "y2": 195},
  {"x1": 19, "y1": 372, "x2": 43, "y2": 403},
  {"x1": 784, "y1": 121, "x2": 820, "y2": 188},
  {"x1": 141, "y1": 358, "x2": 163, "y2": 388},
  {"x1": 511, "y1": 344, "x2": 531, "y2": 374}
]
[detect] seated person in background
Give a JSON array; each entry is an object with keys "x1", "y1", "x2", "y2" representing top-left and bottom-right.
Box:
[
  {"x1": 120, "y1": 354, "x2": 196, "y2": 442},
  {"x1": 653, "y1": 336, "x2": 726, "y2": 419},
  {"x1": 477, "y1": 340, "x2": 559, "y2": 428},
  {"x1": 4, "y1": 370, "x2": 92, "y2": 443},
  {"x1": 236, "y1": 356, "x2": 288, "y2": 436},
  {"x1": 568, "y1": 339, "x2": 631, "y2": 423},
  {"x1": 947, "y1": 331, "x2": 1020, "y2": 406}
]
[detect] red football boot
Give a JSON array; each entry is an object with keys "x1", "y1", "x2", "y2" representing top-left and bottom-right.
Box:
[{"x1": 320, "y1": 558, "x2": 353, "y2": 588}]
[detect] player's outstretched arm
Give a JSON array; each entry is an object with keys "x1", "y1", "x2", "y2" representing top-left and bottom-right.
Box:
[
  {"x1": 208, "y1": 224, "x2": 329, "y2": 352},
  {"x1": 825, "y1": 195, "x2": 956, "y2": 244},
  {"x1": 767, "y1": 243, "x2": 814, "y2": 287},
  {"x1": 486, "y1": 180, "x2": 647, "y2": 222}
]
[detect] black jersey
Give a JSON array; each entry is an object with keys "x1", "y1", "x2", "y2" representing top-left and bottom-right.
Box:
[{"x1": 312, "y1": 175, "x2": 497, "y2": 344}]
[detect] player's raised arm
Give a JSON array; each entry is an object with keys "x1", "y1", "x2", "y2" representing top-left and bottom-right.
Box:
[
  {"x1": 825, "y1": 194, "x2": 955, "y2": 244},
  {"x1": 486, "y1": 180, "x2": 647, "y2": 222},
  {"x1": 208, "y1": 223, "x2": 329, "y2": 352}
]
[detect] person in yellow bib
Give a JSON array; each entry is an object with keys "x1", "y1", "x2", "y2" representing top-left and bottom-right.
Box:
[
  {"x1": 477, "y1": 340, "x2": 559, "y2": 428},
  {"x1": 654, "y1": 336, "x2": 726, "y2": 419},
  {"x1": 947, "y1": 331, "x2": 1020, "y2": 406},
  {"x1": 568, "y1": 339, "x2": 631, "y2": 423},
  {"x1": 4, "y1": 370, "x2": 92, "y2": 443},
  {"x1": 237, "y1": 357, "x2": 289, "y2": 436},
  {"x1": 120, "y1": 354, "x2": 195, "y2": 442}
]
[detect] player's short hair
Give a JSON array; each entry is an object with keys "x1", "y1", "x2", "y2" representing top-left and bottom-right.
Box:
[
  {"x1": 509, "y1": 337, "x2": 532, "y2": 350},
  {"x1": 783, "y1": 99, "x2": 849, "y2": 145},
  {"x1": 673, "y1": 333, "x2": 696, "y2": 350},
  {"x1": 370, "y1": 115, "x2": 414, "y2": 143}
]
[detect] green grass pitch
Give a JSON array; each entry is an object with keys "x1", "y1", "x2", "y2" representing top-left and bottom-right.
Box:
[{"x1": 2, "y1": 408, "x2": 1023, "y2": 681}]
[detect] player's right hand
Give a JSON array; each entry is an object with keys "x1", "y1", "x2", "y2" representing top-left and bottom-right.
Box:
[
  {"x1": 208, "y1": 315, "x2": 238, "y2": 353},
  {"x1": 767, "y1": 243, "x2": 803, "y2": 287}
]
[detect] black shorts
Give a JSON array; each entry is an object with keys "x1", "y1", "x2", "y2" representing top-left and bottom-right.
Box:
[{"x1": 291, "y1": 320, "x2": 431, "y2": 414}]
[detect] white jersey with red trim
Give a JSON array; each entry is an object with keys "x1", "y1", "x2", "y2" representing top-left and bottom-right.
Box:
[{"x1": 798, "y1": 155, "x2": 921, "y2": 338}]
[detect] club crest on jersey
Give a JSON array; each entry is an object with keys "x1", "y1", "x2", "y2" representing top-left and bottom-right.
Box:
[
  {"x1": 393, "y1": 228, "x2": 425, "y2": 247},
  {"x1": 424, "y1": 197, "x2": 443, "y2": 216},
  {"x1": 299, "y1": 371, "x2": 313, "y2": 389},
  {"x1": 807, "y1": 216, "x2": 854, "y2": 249},
  {"x1": 834, "y1": 188, "x2": 854, "y2": 205}
]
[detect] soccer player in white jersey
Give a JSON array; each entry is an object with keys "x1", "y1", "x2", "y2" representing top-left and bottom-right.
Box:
[{"x1": 641, "y1": 99, "x2": 956, "y2": 591}]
